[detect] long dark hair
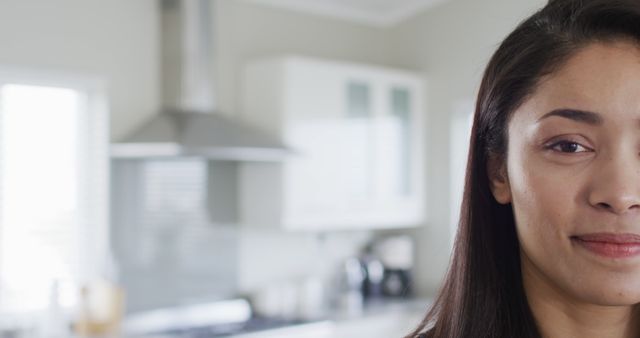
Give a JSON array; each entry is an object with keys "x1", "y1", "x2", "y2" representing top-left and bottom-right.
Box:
[{"x1": 408, "y1": 1, "x2": 640, "y2": 337}]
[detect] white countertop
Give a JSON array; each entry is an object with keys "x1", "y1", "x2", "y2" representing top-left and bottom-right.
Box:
[{"x1": 101, "y1": 297, "x2": 431, "y2": 338}]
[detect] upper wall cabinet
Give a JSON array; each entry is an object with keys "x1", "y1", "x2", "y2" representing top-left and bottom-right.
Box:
[{"x1": 239, "y1": 56, "x2": 425, "y2": 231}]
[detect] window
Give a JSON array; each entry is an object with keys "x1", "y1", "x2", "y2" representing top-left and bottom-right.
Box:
[{"x1": 0, "y1": 72, "x2": 109, "y2": 315}]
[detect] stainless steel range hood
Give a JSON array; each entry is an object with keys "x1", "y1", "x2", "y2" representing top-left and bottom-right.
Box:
[
  {"x1": 110, "y1": 108, "x2": 292, "y2": 161},
  {"x1": 111, "y1": 0, "x2": 290, "y2": 161}
]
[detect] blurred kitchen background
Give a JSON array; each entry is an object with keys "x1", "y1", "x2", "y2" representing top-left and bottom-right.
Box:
[{"x1": 0, "y1": 0, "x2": 545, "y2": 337}]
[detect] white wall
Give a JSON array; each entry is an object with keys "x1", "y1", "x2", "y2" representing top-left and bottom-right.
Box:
[
  {"x1": 0, "y1": 0, "x2": 160, "y2": 141},
  {"x1": 214, "y1": 0, "x2": 398, "y2": 117},
  {"x1": 388, "y1": 0, "x2": 546, "y2": 296},
  {"x1": 0, "y1": 0, "x2": 391, "y2": 141}
]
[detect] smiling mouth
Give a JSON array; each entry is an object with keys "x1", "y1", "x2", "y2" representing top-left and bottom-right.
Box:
[{"x1": 571, "y1": 233, "x2": 640, "y2": 259}]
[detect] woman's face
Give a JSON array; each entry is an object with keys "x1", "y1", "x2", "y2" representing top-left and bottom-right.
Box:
[{"x1": 490, "y1": 41, "x2": 640, "y2": 305}]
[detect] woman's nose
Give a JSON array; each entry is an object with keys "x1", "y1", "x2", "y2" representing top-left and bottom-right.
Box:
[{"x1": 587, "y1": 153, "x2": 640, "y2": 215}]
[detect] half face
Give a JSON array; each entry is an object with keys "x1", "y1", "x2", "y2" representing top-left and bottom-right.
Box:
[{"x1": 491, "y1": 41, "x2": 640, "y2": 305}]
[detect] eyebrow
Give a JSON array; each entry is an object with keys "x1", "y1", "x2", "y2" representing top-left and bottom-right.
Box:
[{"x1": 537, "y1": 108, "x2": 603, "y2": 125}]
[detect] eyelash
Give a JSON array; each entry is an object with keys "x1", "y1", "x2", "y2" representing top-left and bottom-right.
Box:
[{"x1": 544, "y1": 140, "x2": 592, "y2": 153}]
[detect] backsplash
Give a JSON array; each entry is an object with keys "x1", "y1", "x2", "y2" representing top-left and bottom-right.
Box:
[
  {"x1": 111, "y1": 159, "x2": 239, "y2": 312},
  {"x1": 110, "y1": 159, "x2": 375, "y2": 313},
  {"x1": 237, "y1": 229, "x2": 374, "y2": 294}
]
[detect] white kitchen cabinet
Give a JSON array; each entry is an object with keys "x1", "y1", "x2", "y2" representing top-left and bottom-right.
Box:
[{"x1": 239, "y1": 56, "x2": 425, "y2": 231}]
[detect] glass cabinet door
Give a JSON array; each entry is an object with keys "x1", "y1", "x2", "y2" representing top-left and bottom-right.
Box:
[
  {"x1": 390, "y1": 86, "x2": 412, "y2": 196},
  {"x1": 374, "y1": 85, "x2": 412, "y2": 199},
  {"x1": 344, "y1": 81, "x2": 374, "y2": 203}
]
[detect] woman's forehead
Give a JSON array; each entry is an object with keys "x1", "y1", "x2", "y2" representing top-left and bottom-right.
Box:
[{"x1": 516, "y1": 41, "x2": 640, "y2": 124}]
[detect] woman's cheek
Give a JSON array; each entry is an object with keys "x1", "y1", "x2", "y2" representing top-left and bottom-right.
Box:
[{"x1": 510, "y1": 155, "x2": 576, "y2": 239}]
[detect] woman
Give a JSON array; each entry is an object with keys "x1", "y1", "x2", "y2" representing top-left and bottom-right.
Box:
[{"x1": 408, "y1": 0, "x2": 640, "y2": 337}]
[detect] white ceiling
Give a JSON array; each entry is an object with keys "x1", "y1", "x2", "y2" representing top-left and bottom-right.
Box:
[{"x1": 240, "y1": 0, "x2": 450, "y2": 27}]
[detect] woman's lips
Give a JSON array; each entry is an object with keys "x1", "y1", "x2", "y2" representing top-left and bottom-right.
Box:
[{"x1": 571, "y1": 233, "x2": 640, "y2": 259}]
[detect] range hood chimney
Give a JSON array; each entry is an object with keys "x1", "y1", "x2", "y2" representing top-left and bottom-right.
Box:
[{"x1": 111, "y1": 0, "x2": 290, "y2": 161}]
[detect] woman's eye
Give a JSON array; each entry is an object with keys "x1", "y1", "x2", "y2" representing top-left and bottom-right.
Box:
[{"x1": 546, "y1": 140, "x2": 590, "y2": 153}]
